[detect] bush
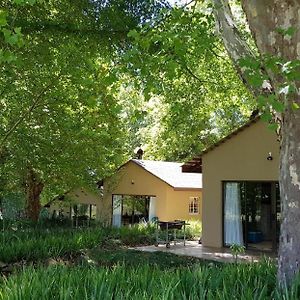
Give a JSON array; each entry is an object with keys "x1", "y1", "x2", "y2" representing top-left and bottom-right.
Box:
[{"x1": 185, "y1": 220, "x2": 202, "y2": 240}]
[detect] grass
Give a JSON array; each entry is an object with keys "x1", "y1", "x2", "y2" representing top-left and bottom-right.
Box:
[
  {"x1": 3, "y1": 223, "x2": 298, "y2": 299},
  {"x1": 2, "y1": 260, "x2": 297, "y2": 300},
  {"x1": 0, "y1": 221, "x2": 201, "y2": 264},
  {"x1": 0, "y1": 225, "x2": 155, "y2": 264},
  {"x1": 86, "y1": 248, "x2": 208, "y2": 269}
]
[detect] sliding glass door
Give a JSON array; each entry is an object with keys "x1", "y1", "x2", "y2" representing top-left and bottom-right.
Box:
[{"x1": 223, "y1": 181, "x2": 280, "y2": 251}]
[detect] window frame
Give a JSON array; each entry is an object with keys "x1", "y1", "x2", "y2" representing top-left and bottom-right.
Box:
[{"x1": 188, "y1": 196, "x2": 199, "y2": 215}]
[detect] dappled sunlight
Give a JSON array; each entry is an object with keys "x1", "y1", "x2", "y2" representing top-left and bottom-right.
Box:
[{"x1": 133, "y1": 240, "x2": 272, "y2": 263}]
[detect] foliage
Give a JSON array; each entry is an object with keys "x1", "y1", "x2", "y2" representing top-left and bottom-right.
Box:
[
  {"x1": 239, "y1": 54, "x2": 300, "y2": 130},
  {"x1": 0, "y1": 0, "x2": 170, "y2": 204},
  {"x1": 121, "y1": 4, "x2": 255, "y2": 160},
  {"x1": 0, "y1": 224, "x2": 156, "y2": 263},
  {"x1": 230, "y1": 243, "x2": 246, "y2": 263},
  {"x1": 88, "y1": 248, "x2": 206, "y2": 269},
  {"x1": 185, "y1": 220, "x2": 202, "y2": 240},
  {"x1": 0, "y1": 192, "x2": 25, "y2": 220},
  {"x1": 0, "y1": 260, "x2": 288, "y2": 300}
]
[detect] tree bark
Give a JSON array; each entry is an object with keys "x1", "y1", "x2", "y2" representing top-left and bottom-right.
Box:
[
  {"x1": 212, "y1": 0, "x2": 259, "y2": 95},
  {"x1": 241, "y1": 0, "x2": 300, "y2": 286},
  {"x1": 25, "y1": 168, "x2": 44, "y2": 222},
  {"x1": 278, "y1": 101, "x2": 300, "y2": 285},
  {"x1": 213, "y1": 0, "x2": 300, "y2": 285}
]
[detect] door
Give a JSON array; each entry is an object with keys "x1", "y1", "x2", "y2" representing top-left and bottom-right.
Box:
[{"x1": 223, "y1": 181, "x2": 280, "y2": 251}]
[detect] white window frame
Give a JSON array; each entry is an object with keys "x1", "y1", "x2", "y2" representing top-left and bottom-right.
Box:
[{"x1": 189, "y1": 197, "x2": 199, "y2": 215}]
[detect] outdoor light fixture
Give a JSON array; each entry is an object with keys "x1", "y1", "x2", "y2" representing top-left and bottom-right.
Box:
[{"x1": 267, "y1": 152, "x2": 273, "y2": 161}]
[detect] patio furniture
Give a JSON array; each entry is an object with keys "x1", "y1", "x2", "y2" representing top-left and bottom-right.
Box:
[{"x1": 155, "y1": 220, "x2": 189, "y2": 248}]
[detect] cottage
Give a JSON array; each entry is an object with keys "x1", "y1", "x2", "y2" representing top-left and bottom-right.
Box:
[
  {"x1": 100, "y1": 159, "x2": 202, "y2": 227},
  {"x1": 46, "y1": 188, "x2": 100, "y2": 225},
  {"x1": 183, "y1": 117, "x2": 280, "y2": 252}
]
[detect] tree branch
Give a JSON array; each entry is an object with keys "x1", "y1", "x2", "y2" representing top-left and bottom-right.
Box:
[
  {"x1": 0, "y1": 81, "x2": 55, "y2": 149},
  {"x1": 212, "y1": 0, "x2": 261, "y2": 95},
  {"x1": 183, "y1": 63, "x2": 218, "y2": 86}
]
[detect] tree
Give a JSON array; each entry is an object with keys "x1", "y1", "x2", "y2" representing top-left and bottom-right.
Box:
[
  {"x1": 0, "y1": 0, "x2": 169, "y2": 221},
  {"x1": 212, "y1": 0, "x2": 300, "y2": 285},
  {"x1": 122, "y1": 5, "x2": 254, "y2": 161}
]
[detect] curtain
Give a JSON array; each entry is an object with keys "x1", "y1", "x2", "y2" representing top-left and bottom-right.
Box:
[
  {"x1": 149, "y1": 196, "x2": 156, "y2": 222},
  {"x1": 112, "y1": 195, "x2": 122, "y2": 227},
  {"x1": 224, "y1": 182, "x2": 244, "y2": 246}
]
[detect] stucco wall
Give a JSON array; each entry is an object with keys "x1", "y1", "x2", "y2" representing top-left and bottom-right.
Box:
[
  {"x1": 102, "y1": 161, "x2": 168, "y2": 223},
  {"x1": 102, "y1": 161, "x2": 202, "y2": 224},
  {"x1": 48, "y1": 188, "x2": 101, "y2": 218},
  {"x1": 164, "y1": 186, "x2": 202, "y2": 222},
  {"x1": 202, "y1": 120, "x2": 279, "y2": 248}
]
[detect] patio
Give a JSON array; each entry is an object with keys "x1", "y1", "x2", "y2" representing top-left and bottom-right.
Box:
[{"x1": 133, "y1": 241, "x2": 276, "y2": 263}]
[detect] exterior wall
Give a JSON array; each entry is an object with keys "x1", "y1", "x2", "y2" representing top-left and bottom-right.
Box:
[
  {"x1": 163, "y1": 186, "x2": 202, "y2": 222},
  {"x1": 102, "y1": 161, "x2": 202, "y2": 224},
  {"x1": 48, "y1": 188, "x2": 101, "y2": 219},
  {"x1": 102, "y1": 161, "x2": 168, "y2": 224},
  {"x1": 202, "y1": 120, "x2": 279, "y2": 248}
]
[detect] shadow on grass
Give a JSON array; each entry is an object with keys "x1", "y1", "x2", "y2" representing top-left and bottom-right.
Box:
[{"x1": 86, "y1": 247, "x2": 221, "y2": 270}]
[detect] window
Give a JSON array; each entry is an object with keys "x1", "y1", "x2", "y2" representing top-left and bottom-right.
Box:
[{"x1": 189, "y1": 197, "x2": 199, "y2": 214}]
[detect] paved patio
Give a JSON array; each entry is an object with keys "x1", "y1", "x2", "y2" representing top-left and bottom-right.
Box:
[{"x1": 133, "y1": 241, "x2": 276, "y2": 263}]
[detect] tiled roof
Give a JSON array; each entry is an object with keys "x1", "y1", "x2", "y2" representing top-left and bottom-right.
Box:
[{"x1": 131, "y1": 159, "x2": 202, "y2": 189}]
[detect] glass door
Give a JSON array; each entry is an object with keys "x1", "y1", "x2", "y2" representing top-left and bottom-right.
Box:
[
  {"x1": 243, "y1": 182, "x2": 273, "y2": 251},
  {"x1": 223, "y1": 181, "x2": 280, "y2": 252}
]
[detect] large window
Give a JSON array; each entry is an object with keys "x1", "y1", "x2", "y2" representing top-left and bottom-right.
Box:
[{"x1": 189, "y1": 197, "x2": 199, "y2": 214}]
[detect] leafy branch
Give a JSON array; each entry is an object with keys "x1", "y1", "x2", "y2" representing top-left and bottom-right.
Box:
[{"x1": 0, "y1": 80, "x2": 55, "y2": 149}]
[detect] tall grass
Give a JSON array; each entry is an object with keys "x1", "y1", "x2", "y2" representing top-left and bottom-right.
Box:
[
  {"x1": 0, "y1": 225, "x2": 156, "y2": 263},
  {"x1": 0, "y1": 260, "x2": 291, "y2": 300}
]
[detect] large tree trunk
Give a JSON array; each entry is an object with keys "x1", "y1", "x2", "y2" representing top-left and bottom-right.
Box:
[
  {"x1": 213, "y1": 0, "x2": 300, "y2": 285},
  {"x1": 278, "y1": 102, "x2": 300, "y2": 284},
  {"x1": 241, "y1": 0, "x2": 300, "y2": 286},
  {"x1": 25, "y1": 168, "x2": 44, "y2": 222}
]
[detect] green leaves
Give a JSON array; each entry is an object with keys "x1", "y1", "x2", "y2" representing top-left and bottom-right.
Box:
[
  {"x1": 13, "y1": 0, "x2": 38, "y2": 5},
  {"x1": 127, "y1": 29, "x2": 140, "y2": 40},
  {"x1": 0, "y1": 10, "x2": 8, "y2": 27},
  {"x1": 239, "y1": 57, "x2": 261, "y2": 70},
  {"x1": 2, "y1": 28, "x2": 24, "y2": 47},
  {"x1": 267, "y1": 123, "x2": 279, "y2": 132},
  {"x1": 260, "y1": 112, "x2": 272, "y2": 122},
  {"x1": 1, "y1": 0, "x2": 145, "y2": 200},
  {"x1": 292, "y1": 102, "x2": 300, "y2": 111}
]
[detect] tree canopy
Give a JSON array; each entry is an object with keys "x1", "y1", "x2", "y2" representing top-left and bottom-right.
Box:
[{"x1": 0, "y1": 0, "x2": 170, "y2": 218}]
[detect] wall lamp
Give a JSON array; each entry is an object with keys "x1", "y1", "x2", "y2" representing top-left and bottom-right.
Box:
[{"x1": 267, "y1": 152, "x2": 273, "y2": 161}]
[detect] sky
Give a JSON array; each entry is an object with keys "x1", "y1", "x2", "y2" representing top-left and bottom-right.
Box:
[{"x1": 168, "y1": 0, "x2": 190, "y2": 7}]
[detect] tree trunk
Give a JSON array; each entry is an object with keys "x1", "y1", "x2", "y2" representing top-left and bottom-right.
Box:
[
  {"x1": 278, "y1": 105, "x2": 300, "y2": 285},
  {"x1": 212, "y1": 0, "x2": 257, "y2": 94},
  {"x1": 213, "y1": 0, "x2": 300, "y2": 285},
  {"x1": 241, "y1": 0, "x2": 300, "y2": 286},
  {"x1": 25, "y1": 168, "x2": 44, "y2": 222}
]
